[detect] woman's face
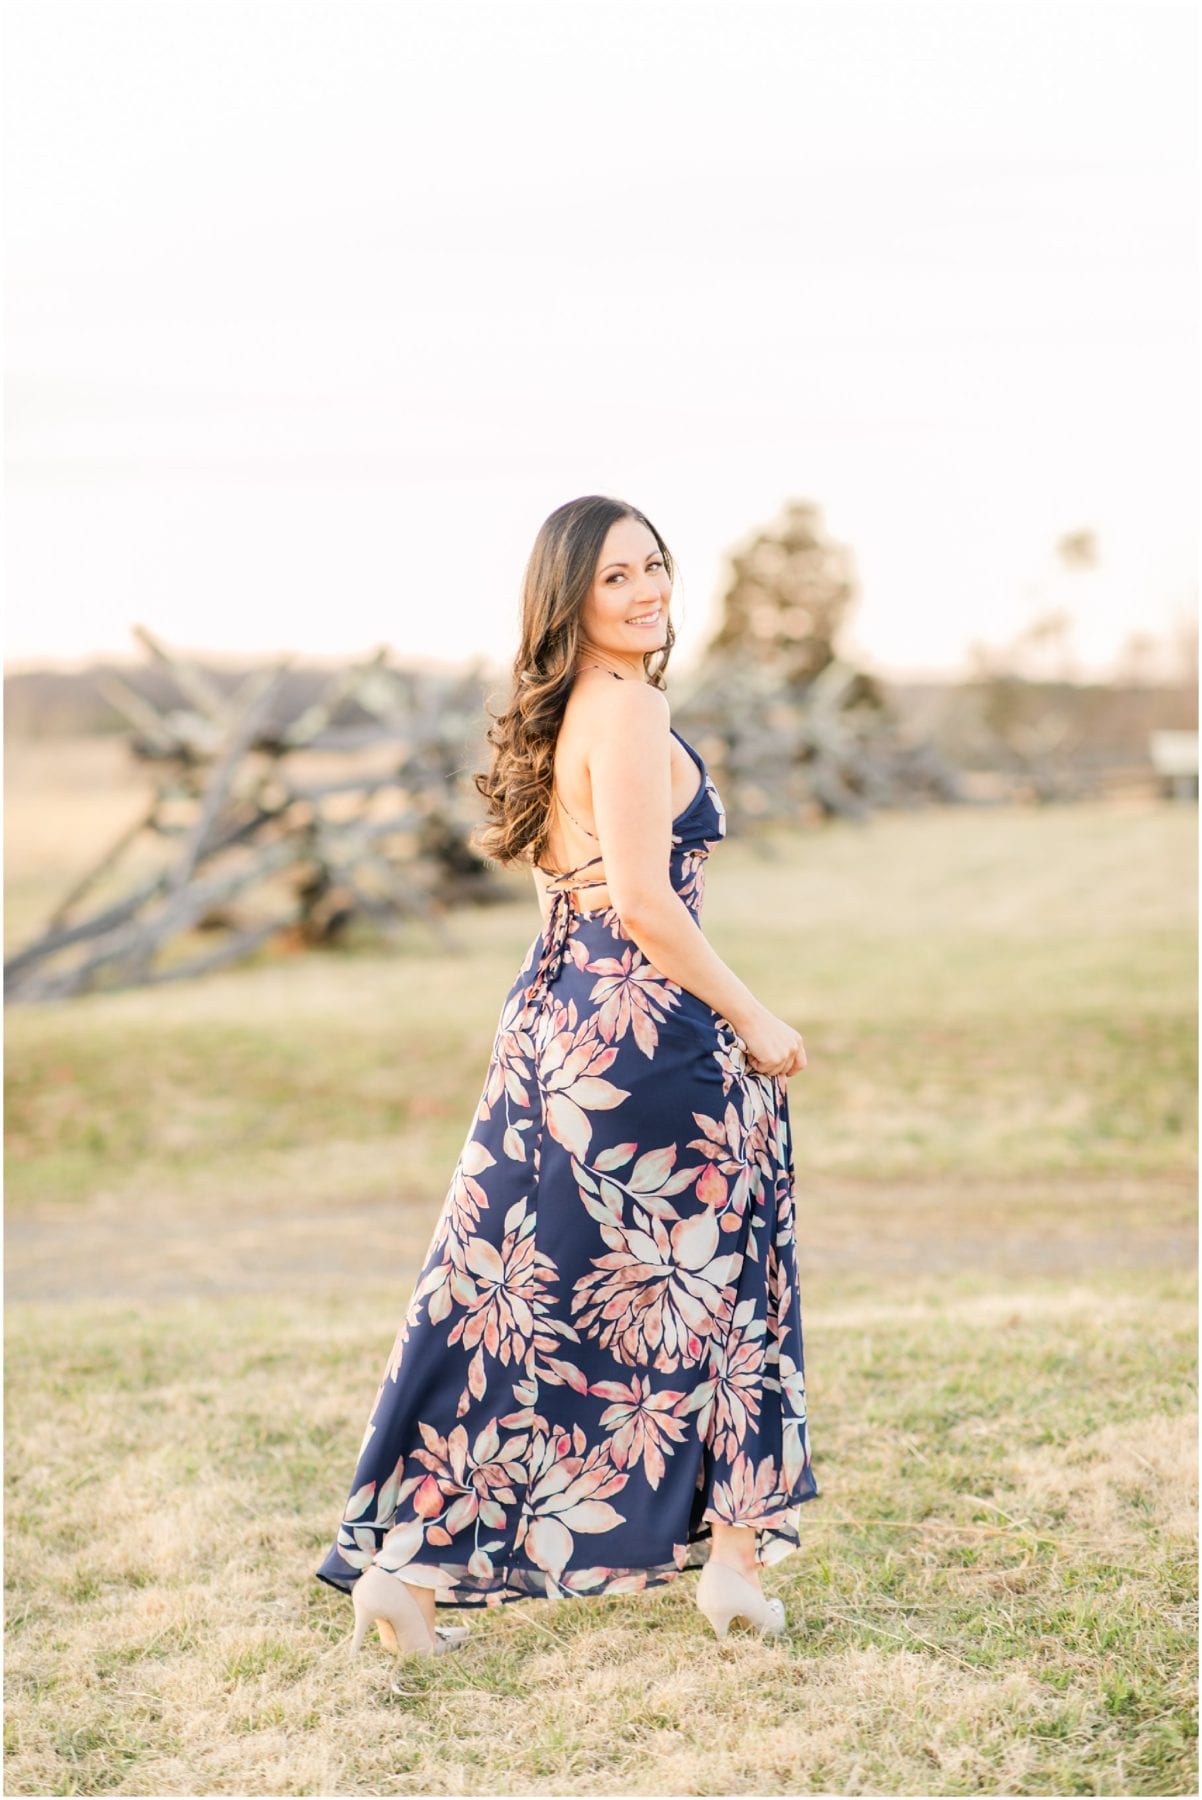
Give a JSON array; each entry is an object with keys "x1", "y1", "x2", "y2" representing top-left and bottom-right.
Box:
[{"x1": 577, "y1": 516, "x2": 672, "y2": 673}]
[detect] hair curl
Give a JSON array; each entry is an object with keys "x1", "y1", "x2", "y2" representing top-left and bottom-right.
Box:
[{"x1": 472, "y1": 495, "x2": 677, "y2": 870}]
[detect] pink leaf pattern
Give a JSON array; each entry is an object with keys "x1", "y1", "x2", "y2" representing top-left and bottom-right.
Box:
[{"x1": 316, "y1": 730, "x2": 818, "y2": 1610}]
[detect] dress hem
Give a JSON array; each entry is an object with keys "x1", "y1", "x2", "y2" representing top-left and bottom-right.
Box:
[{"x1": 314, "y1": 1483, "x2": 821, "y2": 1609}]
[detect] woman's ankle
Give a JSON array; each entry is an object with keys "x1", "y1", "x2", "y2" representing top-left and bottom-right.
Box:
[
  {"x1": 708, "y1": 1538, "x2": 760, "y2": 1583},
  {"x1": 709, "y1": 1526, "x2": 759, "y2": 1575}
]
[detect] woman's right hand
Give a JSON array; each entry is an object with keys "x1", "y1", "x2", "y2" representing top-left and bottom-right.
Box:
[{"x1": 733, "y1": 1005, "x2": 807, "y2": 1079}]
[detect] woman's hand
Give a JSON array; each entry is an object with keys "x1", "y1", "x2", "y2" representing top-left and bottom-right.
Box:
[{"x1": 734, "y1": 1005, "x2": 807, "y2": 1079}]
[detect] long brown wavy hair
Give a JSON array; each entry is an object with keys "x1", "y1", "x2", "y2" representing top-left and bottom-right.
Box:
[{"x1": 473, "y1": 495, "x2": 678, "y2": 870}]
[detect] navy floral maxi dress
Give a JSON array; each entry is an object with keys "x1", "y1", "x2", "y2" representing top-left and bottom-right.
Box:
[{"x1": 315, "y1": 726, "x2": 819, "y2": 1611}]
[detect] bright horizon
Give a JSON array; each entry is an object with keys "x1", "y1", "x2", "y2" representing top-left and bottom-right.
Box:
[{"x1": 4, "y1": 0, "x2": 1197, "y2": 684}]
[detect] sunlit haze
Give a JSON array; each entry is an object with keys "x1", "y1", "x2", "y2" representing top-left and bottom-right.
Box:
[{"x1": 4, "y1": 0, "x2": 1197, "y2": 682}]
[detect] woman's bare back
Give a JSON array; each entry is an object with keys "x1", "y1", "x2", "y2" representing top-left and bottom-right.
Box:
[{"x1": 534, "y1": 668, "x2": 702, "y2": 918}]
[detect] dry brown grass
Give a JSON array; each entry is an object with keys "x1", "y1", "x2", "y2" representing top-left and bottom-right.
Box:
[{"x1": 4, "y1": 739, "x2": 1197, "y2": 1795}]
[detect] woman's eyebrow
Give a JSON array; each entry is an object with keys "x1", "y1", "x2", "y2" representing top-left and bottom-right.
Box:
[{"x1": 600, "y1": 555, "x2": 661, "y2": 573}]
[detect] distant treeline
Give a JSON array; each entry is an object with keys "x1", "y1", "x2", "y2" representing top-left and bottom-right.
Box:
[
  {"x1": 888, "y1": 676, "x2": 1197, "y2": 768},
  {"x1": 3, "y1": 660, "x2": 1196, "y2": 766},
  {"x1": 2, "y1": 662, "x2": 397, "y2": 741}
]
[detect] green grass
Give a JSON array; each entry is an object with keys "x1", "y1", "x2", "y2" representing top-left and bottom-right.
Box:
[
  {"x1": 4, "y1": 1268, "x2": 1195, "y2": 1795},
  {"x1": 6, "y1": 801, "x2": 1194, "y2": 1219},
  {"x1": 4, "y1": 773, "x2": 1197, "y2": 1795}
]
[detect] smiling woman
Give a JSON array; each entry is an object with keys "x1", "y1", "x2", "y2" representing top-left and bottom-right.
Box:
[{"x1": 315, "y1": 495, "x2": 815, "y2": 1657}]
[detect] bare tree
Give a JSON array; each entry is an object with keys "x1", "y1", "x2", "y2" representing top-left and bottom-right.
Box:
[
  {"x1": 681, "y1": 499, "x2": 963, "y2": 824},
  {"x1": 705, "y1": 498, "x2": 859, "y2": 688}
]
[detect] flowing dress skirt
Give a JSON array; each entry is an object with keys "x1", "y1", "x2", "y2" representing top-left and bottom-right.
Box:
[{"x1": 315, "y1": 742, "x2": 819, "y2": 1608}]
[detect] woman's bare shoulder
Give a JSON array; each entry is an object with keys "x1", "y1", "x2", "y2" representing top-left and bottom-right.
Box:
[{"x1": 565, "y1": 671, "x2": 670, "y2": 745}]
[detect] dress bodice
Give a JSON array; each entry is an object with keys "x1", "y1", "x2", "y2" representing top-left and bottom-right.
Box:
[
  {"x1": 528, "y1": 728, "x2": 726, "y2": 1010},
  {"x1": 539, "y1": 728, "x2": 725, "y2": 911},
  {"x1": 662, "y1": 728, "x2": 728, "y2": 916}
]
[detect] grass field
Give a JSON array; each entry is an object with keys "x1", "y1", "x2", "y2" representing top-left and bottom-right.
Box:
[{"x1": 4, "y1": 738, "x2": 1197, "y2": 1796}]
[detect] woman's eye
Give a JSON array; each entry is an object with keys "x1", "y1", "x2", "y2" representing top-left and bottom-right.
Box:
[{"x1": 608, "y1": 560, "x2": 664, "y2": 582}]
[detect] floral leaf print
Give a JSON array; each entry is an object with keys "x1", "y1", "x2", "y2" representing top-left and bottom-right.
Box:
[
  {"x1": 513, "y1": 1422, "x2": 630, "y2": 1584},
  {"x1": 543, "y1": 1039, "x2": 631, "y2": 1157},
  {"x1": 680, "y1": 1309, "x2": 766, "y2": 1460},
  {"x1": 502, "y1": 1118, "x2": 536, "y2": 1161},
  {"x1": 778, "y1": 1348, "x2": 811, "y2": 1490},
  {"x1": 572, "y1": 1157, "x2": 626, "y2": 1230},
  {"x1": 372, "y1": 1517, "x2": 461, "y2": 1591},
  {"x1": 430, "y1": 1136, "x2": 497, "y2": 1262},
  {"x1": 315, "y1": 729, "x2": 820, "y2": 1611},
  {"x1": 338, "y1": 1456, "x2": 408, "y2": 1544},
  {"x1": 585, "y1": 947, "x2": 685, "y2": 1058},
  {"x1": 674, "y1": 848, "x2": 710, "y2": 912},
  {"x1": 528, "y1": 1262, "x2": 590, "y2": 1396},
  {"x1": 571, "y1": 1204, "x2": 743, "y2": 1373},
  {"x1": 703, "y1": 1449, "x2": 795, "y2": 1531},
  {"x1": 767, "y1": 1230, "x2": 795, "y2": 1337},
  {"x1": 343, "y1": 1480, "x2": 378, "y2": 1523},
  {"x1": 454, "y1": 1225, "x2": 536, "y2": 1356},
  {"x1": 589, "y1": 1373, "x2": 690, "y2": 1488},
  {"x1": 705, "y1": 773, "x2": 726, "y2": 833},
  {"x1": 535, "y1": 1353, "x2": 590, "y2": 1393},
  {"x1": 688, "y1": 1074, "x2": 792, "y2": 1240},
  {"x1": 423, "y1": 1197, "x2": 564, "y2": 1416},
  {"x1": 479, "y1": 997, "x2": 540, "y2": 1117},
  {"x1": 696, "y1": 1161, "x2": 728, "y2": 1208},
  {"x1": 400, "y1": 1415, "x2": 532, "y2": 1566},
  {"x1": 576, "y1": 1139, "x2": 704, "y2": 1234},
  {"x1": 627, "y1": 1143, "x2": 701, "y2": 1214},
  {"x1": 594, "y1": 1141, "x2": 637, "y2": 1172}
]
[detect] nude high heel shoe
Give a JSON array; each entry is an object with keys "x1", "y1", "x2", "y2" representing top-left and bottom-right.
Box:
[
  {"x1": 349, "y1": 1565, "x2": 470, "y2": 1657},
  {"x1": 696, "y1": 1558, "x2": 787, "y2": 1640}
]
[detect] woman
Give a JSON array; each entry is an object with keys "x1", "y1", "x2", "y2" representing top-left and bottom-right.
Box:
[{"x1": 315, "y1": 495, "x2": 818, "y2": 1655}]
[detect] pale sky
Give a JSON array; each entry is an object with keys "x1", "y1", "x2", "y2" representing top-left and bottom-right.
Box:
[{"x1": 4, "y1": 0, "x2": 1198, "y2": 681}]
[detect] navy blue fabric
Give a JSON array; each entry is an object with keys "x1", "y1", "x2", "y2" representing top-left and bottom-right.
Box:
[{"x1": 315, "y1": 728, "x2": 819, "y2": 1608}]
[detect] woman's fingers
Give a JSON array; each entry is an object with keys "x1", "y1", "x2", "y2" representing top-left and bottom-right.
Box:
[{"x1": 744, "y1": 1033, "x2": 805, "y2": 1079}]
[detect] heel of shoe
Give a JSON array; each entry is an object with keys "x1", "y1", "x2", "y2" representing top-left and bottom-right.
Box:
[
  {"x1": 349, "y1": 1599, "x2": 372, "y2": 1654},
  {"x1": 350, "y1": 1564, "x2": 437, "y2": 1657},
  {"x1": 697, "y1": 1595, "x2": 739, "y2": 1639},
  {"x1": 696, "y1": 1562, "x2": 745, "y2": 1639},
  {"x1": 350, "y1": 1566, "x2": 388, "y2": 1654},
  {"x1": 697, "y1": 1558, "x2": 787, "y2": 1640}
]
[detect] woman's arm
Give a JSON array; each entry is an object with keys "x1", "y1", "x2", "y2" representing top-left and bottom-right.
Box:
[
  {"x1": 531, "y1": 863, "x2": 553, "y2": 932},
  {"x1": 586, "y1": 681, "x2": 762, "y2": 1035}
]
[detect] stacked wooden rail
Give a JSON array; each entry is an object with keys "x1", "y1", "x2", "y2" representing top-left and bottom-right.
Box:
[
  {"x1": 5, "y1": 636, "x2": 971, "y2": 1005},
  {"x1": 4, "y1": 630, "x2": 504, "y2": 1005},
  {"x1": 676, "y1": 655, "x2": 966, "y2": 829}
]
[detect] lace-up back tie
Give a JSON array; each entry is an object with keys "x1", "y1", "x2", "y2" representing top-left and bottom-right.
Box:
[
  {"x1": 528, "y1": 839, "x2": 610, "y2": 1011},
  {"x1": 523, "y1": 861, "x2": 603, "y2": 1012}
]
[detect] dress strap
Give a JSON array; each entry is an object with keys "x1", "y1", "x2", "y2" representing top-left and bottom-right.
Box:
[
  {"x1": 554, "y1": 784, "x2": 599, "y2": 840},
  {"x1": 552, "y1": 665, "x2": 623, "y2": 841},
  {"x1": 536, "y1": 850, "x2": 606, "y2": 886},
  {"x1": 536, "y1": 663, "x2": 628, "y2": 884},
  {"x1": 523, "y1": 856, "x2": 611, "y2": 1015},
  {"x1": 524, "y1": 669, "x2": 625, "y2": 1016}
]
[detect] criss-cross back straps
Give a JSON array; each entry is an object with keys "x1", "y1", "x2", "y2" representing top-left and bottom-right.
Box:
[
  {"x1": 522, "y1": 868, "x2": 612, "y2": 1017},
  {"x1": 553, "y1": 784, "x2": 600, "y2": 844},
  {"x1": 523, "y1": 666, "x2": 622, "y2": 1015},
  {"x1": 543, "y1": 663, "x2": 622, "y2": 870},
  {"x1": 522, "y1": 887, "x2": 576, "y2": 1014},
  {"x1": 537, "y1": 849, "x2": 605, "y2": 889}
]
